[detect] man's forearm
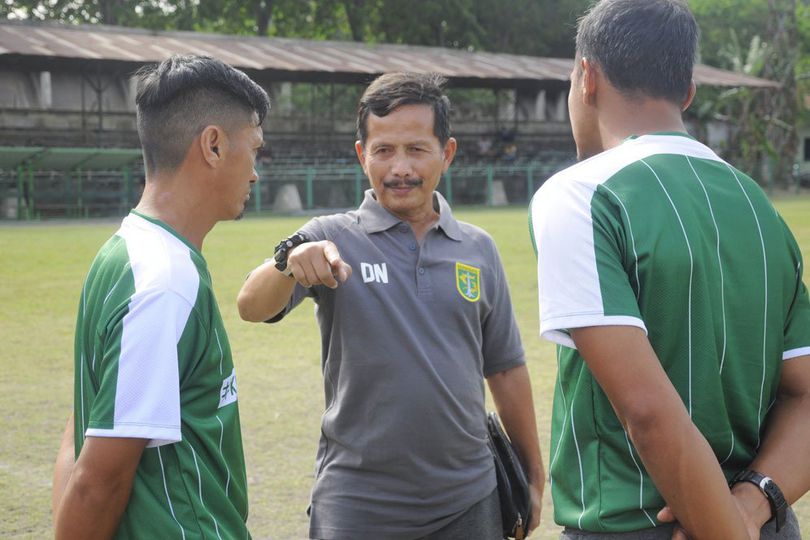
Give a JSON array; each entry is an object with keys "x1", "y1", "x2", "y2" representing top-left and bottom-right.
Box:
[
  {"x1": 571, "y1": 326, "x2": 748, "y2": 540},
  {"x1": 628, "y1": 412, "x2": 747, "y2": 539},
  {"x1": 730, "y1": 357, "x2": 810, "y2": 532},
  {"x1": 54, "y1": 436, "x2": 147, "y2": 540},
  {"x1": 52, "y1": 414, "x2": 74, "y2": 518},
  {"x1": 55, "y1": 470, "x2": 134, "y2": 540},
  {"x1": 487, "y1": 364, "x2": 545, "y2": 533},
  {"x1": 746, "y1": 358, "x2": 810, "y2": 504},
  {"x1": 487, "y1": 365, "x2": 544, "y2": 484},
  {"x1": 237, "y1": 260, "x2": 295, "y2": 322}
]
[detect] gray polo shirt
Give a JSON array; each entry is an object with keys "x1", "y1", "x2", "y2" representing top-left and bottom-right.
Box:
[{"x1": 274, "y1": 189, "x2": 525, "y2": 539}]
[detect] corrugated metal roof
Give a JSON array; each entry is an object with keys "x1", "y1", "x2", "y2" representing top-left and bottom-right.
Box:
[{"x1": 0, "y1": 20, "x2": 778, "y2": 89}]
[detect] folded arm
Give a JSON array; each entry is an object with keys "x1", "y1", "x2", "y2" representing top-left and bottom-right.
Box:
[
  {"x1": 571, "y1": 325, "x2": 748, "y2": 540},
  {"x1": 731, "y1": 355, "x2": 810, "y2": 535},
  {"x1": 52, "y1": 413, "x2": 75, "y2": 518},
  {"x1": 54, "y1": 436, "x2": 148, "y2": 540}
]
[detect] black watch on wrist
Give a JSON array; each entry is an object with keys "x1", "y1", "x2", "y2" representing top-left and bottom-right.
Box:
[
  {"x1": 730, "y1": 469, "x2": 787, "y2": 532},
  {"x1": 272, "y1": 232, "x2": 308, "y2": 277}
]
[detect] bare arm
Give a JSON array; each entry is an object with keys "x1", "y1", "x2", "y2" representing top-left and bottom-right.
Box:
[
  {"x1": 487, "y1": 364, "x2": 545, "y2": 536},
  {"x1": 731, "y1": 356, "x2": 810, "y2": 536},
  {"x1": 52, "y1": 413, "x2": 74, "y2": 518},
  {"x1": 237, "y1": 240, "x2": 351, "y2": 322},
  {"x1": 571, "y1": 325, "x2": 748, "y2": 540},
  {"x1": 54, "y1": 436, "x2": 148, "y2": 540}
]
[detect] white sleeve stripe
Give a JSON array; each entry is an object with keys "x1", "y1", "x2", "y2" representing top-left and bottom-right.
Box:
[
  {"x1": 783, "y1": 347, "x2": 810, "y2": 360},
  {"x1": 540, "y1": 315, "x2": 648, "y2": 349},
  {"x1": 85, "y1": 425, "x2": 181, "y2": 447}
]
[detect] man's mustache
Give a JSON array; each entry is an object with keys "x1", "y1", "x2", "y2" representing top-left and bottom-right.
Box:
[{"x1": 383, "y1": 178, "x2": 423, "y2": 188}]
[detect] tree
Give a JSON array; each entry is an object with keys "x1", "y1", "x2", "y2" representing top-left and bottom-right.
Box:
[{"x1": 689, "y1": 0, "x2": 801, "y2": 185}]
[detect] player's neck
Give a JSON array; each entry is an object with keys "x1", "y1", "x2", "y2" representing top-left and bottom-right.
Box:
[
  {"x1": 598, "y1": 96, "x2": 689, "y2": 151},
  {"x1": 136, "y1": 176, "x2": 213, "y2": 251}
]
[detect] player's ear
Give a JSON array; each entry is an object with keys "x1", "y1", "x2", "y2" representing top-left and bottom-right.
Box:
[
  {"x1": 442, "y1": 137, "x2": 457, "y2": 172},
  {"x1": 581, "y1": 58, "x2": 598, "y2": 105},
  {"x1": 200, "y1": 125, "x2": 225, "y2": 168},
  {"x1": 355, "y1": 141, "x2": 368, "y2": 174},
  {"x1": 681, "y1": 80, "x2": 697, "y2": 112}
]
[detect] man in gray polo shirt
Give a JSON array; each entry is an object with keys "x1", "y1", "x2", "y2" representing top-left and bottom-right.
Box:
[{"x1": 238, "y1": 72, "x2": 544, "y2": 539}]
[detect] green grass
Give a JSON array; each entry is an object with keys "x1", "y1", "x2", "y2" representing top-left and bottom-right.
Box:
[{"x1": 1, "y1": 197, "x2": 809, "y2": 539}]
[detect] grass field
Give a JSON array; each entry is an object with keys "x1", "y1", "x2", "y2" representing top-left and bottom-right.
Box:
[{"x1": 2, "y1": 197, "x2": 809, "y2": 539}]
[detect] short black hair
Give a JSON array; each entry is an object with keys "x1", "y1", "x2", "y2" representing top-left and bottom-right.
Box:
[
  {"x1": 135, "y1": 54, "x2": 270, "y2": 174},
  {"x1": 575, "y1": 0, "x2": 698, "y2": 103},
  {"x1": 357, "y1": 72, "x2": 451, "y2": 147}
]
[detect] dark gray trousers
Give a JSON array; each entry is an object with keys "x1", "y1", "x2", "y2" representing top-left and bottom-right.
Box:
[
  {"x1": 559, "y1": 506, "x2": 801, "y2": 540},
  {"x1": 417, "y1": 488, "x2": 503, "y2": 540}
]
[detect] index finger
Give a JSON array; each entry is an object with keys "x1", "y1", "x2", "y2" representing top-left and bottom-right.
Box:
[{"x1": 323, "y1": 242, "x2": 344, "y2": 267}]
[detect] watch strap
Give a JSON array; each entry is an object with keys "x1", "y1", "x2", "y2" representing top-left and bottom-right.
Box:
[
  {"x1": 270, "y1": 255, "x2": 295, "y2": 277},
  {"x1": 272, "y1": 232, "x2": 308, "y2": 275},
  {"x1": 730, "y1": 469, "x2": 787, "y2": 532}
]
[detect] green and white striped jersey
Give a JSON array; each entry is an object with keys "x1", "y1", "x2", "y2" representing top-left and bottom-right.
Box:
[
  {"x1": 530, "y1": 133, "x2": 810, "y2": 532},
  {"x1": 73, "y1": 211, "x2": 249, "y2": 539}
]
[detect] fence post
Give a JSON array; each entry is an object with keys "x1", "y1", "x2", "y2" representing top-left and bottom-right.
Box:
[
  {"x1": 122, "y1": 165, "x2": 131, "y2": 214},
  {"x1": 16, "y1": 164, "x2": 23, "y2": 220},
  {"x1": 26, "y1": 161, "x2": 35, "y2": 219},
  {"x1": 254, "y1": 164, "x2": 262, "y2": 213},
  {"x1": 526, "y1": 163, "x2": 534, "y2": 203},
  {"x1": 486, "y1": 165, "x2": 494, "y2": 206},
  {"x1": 306, "y1": 167, "x2": 315, "y2": 209},
  {"x1": 445, "y1": 169, "x2": 453, "y2": 205},
  {"x1": 76, "y1": 168, "x2": 84, "y2": 218}
]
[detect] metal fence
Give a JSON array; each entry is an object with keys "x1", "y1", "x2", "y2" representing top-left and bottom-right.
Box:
[
  {"x1": 249, "y1": 159, "x2": 576, "y2": 214},
  {"x1": 0, "y1": 158, "x2": 576, "y2": 220}
]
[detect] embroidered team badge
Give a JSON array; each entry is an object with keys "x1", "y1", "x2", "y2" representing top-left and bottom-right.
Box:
[{"x1": 455, "y1": 262, "x2": 481, "y2": 302}]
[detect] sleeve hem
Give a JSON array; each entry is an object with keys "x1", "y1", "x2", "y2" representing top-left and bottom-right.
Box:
[
  {"x1": 483, "y1": 355, "x2": 526, "y2": 378},
  {"x1": 783, "y1": 347, "x2": 810, "y2": 361},
  {"x1": 540, "y1": 315, "x2": 647, "y2": 349},
  {"x1": 85, "y1": 425, "x2": 182, "y2": 448}
]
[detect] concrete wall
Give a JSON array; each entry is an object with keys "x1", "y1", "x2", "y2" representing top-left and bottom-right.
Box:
[{"x1": 0, "y1": 63, "x2": 575, "y2": 159}]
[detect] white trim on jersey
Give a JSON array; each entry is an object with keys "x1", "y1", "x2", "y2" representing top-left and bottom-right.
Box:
[
  {"x1": 600, "y1": 184, "x2": 641, "y2": 300},
  {"x1": 216, "y1": 415, "x2": 232, "y2": 497},
  {"x1": 624, "y1": 431, "x2": 656, "y2": 527},
  {"x1": 784, "y1": 347, "x2": 810, "y2": 360},
  {"x1": 686, "y1": 156, "x2": 728, "y2": 374},
  {"x1": 158, "y1": 446, "x2": 188, "y2": 540},
  {"x1": 542, "y1": 316, "x2": 647, "y2": 349},
  {"x1": 189, "y1": 441, "x2": 224, "y2": 540},
  {"x1": 719, "y1": 432, "x2": 735, "y2": 466},
  {"x1": 548, "y1": 347, "x2": 568, "y2": 494},
  {"x1": 727, "y1": 164, "x2": 769, "y2": 447},
  {"x1": 642, "y1": 158, "x2": 695, "y2": 416},
  {"x1": 215, "y1": 328, "x2": 224, "y2": 376},
  {"x1": 569, "y1": 395, "x2": 586, "y2": 529},
  {"x1": 531, "y1": 135, "x2": 723, "y2": 349},
  {"x1": 90, "y1": 214, "x2": 201, "y2": 447}
]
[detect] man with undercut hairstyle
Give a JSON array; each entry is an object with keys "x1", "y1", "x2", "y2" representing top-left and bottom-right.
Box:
[
  {"x1": 238, "y1": 72, "x2": 544, "y2": 539},
  {"x1": 52, "y1": 54, "x2": 269, "y2": 539},
  {"x1": 530, "y1": 1, "x2": 810, "y2": 539}
]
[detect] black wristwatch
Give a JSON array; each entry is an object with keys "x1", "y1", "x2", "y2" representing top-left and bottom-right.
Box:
[
  {"x1": 272, "y1": 232, "x2": 308, "y2": 276},
  {"x1": 730, "y1": 469, "x2": 787, "y2": 532}
]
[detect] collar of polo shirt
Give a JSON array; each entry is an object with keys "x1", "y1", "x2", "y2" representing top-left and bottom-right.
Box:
[{"x1": 359, "y1": 189, "x2": 462, "y2": 241}]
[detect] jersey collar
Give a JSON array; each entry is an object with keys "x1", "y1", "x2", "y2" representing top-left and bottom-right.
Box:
[
  {"x1": 129, "y1": 210, "x2": 203, "y2": 257},
  {"x1": 625, "y1": 131, "x2": 697, "y2": 142}
]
